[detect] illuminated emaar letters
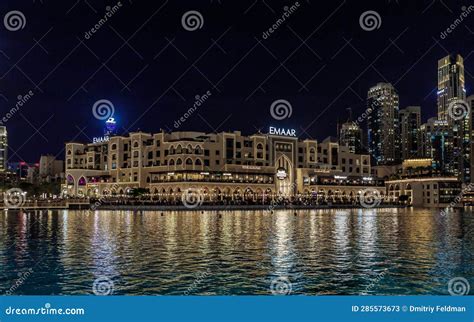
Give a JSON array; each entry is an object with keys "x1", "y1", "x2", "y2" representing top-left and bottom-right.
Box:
[{"x1": 269, "y1": 126, "x2": 296, "y2": 137}]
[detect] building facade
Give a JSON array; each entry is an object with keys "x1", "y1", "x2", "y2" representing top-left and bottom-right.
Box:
[
  {"x1": 420, "y1": 117, "x2": 449, "y2": 171},
  {"x1": 0, "y1": 127, "x2": 7, "y2": 172},
  {"x1": 386, "y1": 177, "x2": 462, "y2": 207},
  {"x1": 367, "y1": 82, "x2": 400, "y2": 165},
  {"x1": 63, "y1": 129, "x2": 384, "y2": 202},
  {"x1": 437, "y1": 54, "x2": 465, "y2": 120},
  {"x1": 39, "y1": 155, "x2": 64, "y2": 183},
  {"x1": 399, "y1": 106, "x2": 421, "y2": 160},
  {"x1": 339, "y1": 122, "x2": 363, "y2": 154}
]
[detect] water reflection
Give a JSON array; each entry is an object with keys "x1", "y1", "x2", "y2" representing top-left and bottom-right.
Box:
[{"x1": 0, "y1": 208, "x2": 472, "y2": 295}]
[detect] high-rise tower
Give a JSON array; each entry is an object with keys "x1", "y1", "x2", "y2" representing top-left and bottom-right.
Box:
[
  {"x1": 437, "y1": 54, "x2": 465, "y2": 121},
  {"x1": 367, "y1": 83, "x2": 400, "y2": 165},
  {"x1": 399, "y1": 106, "x2": 421, "y2": 160},
  {"x1": 0, "y1": 126, "x2": 7, "y2": 172}
]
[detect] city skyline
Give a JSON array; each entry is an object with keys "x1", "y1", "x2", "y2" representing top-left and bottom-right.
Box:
[{"x1": 0, "y1": 0, "x2": 472, "y2": 164}]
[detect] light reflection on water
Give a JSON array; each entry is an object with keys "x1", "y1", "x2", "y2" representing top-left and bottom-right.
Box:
[{"x1": 0, "y1": 208, "x2": 472, "y2": 295}]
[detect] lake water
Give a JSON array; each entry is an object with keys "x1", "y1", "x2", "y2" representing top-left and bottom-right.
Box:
[{"x1": 0, "y1": 208, "x2": 472, "y2": 295}]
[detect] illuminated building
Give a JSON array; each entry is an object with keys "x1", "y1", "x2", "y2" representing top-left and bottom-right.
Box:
[
  {"x1": 399, "y1": 106, "x2": 421, "y2": 160},
  {"x1": 0, "y1": 126, "x2": 7, "y2": 172},
  {"x1": 420, "y1": 118, "x2": 449, "y2": 171},
  {"x1": 386, "y1": 177, "x2": 462, "y2": 207},
  {"x1": 39, "y1": 155, "x2": 64, "y2": 183},
  {"x1": 468, "y1": 95, "x2": 474, "y2": 183},
  {"x1": 339, "y1": 122, "x2": 362, "y2": 154},
  {"x1": 367, "y1": 82, "x2": 400, "y2": 165},
  {"x1": 437, "y1": 54, "x2": 470, "y2": 181},
  {"x1": 63, "y1": 128, "x2": 384, "y2": 201},
  {"x1": 437, "y1": 54, "x2": 465, "y2": 121}
]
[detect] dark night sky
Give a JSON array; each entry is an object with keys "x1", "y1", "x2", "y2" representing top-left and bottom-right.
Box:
[{"x1": 0, "y1": 0, "x2": 472, "y2": 162}]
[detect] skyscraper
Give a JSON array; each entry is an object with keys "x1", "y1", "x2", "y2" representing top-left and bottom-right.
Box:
[
  {"x1": 367, "y1": 82, "x2": 400, "y2": 165},
  {"x1": 467, "y1": 95, "x2": 474, "y2": 183},
  {"x1": 437, "y1": 54, "x2": 465, "y2": 121},
  {"x1": 437, "y1": 54, "x2": 469, "y2": 181},
  {"x1": 0, "y1": 126, "x2": 7, "y2": 172},
  {"x1": 399, "y1": 106, "x2": 421, "y2": 160},
  {"x1": 420, "y1": 117, "x2": 449, "y2": 172},
  {"x1": 339, "y1": 122, "x2": 363, "y2": 154}
]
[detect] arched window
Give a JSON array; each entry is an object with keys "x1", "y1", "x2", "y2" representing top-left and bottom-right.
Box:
[
  {"x1": 186, "y1": 158, "x2": 193, "y2": 165},
  {"x1": 169, "y1": 159, "x2": 175, "y2": 166},
  {"x1": 195, "y1": 159, "x2": 202, "y2": 166},
  {"x1": 176, "y1": 158, "x2": 183, "y2": 165},
  {"x1": 195, "y1": 146, "x2": 202, "y2": 154},
  {"x1": 176, "y1": 145, "x2": 182, "y2": 154},
  {"x1": 257, "y1": 143, "x2": 263, "y2": 150},
  {"x1": 133, "y1": 141, "x2": 139, "y2": 148},
  {"x1": 111, "y1": 144, "x2": 117, "y2": 150}
]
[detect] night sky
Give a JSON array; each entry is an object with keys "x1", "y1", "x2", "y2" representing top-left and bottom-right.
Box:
[{"x1": 0, "y1": 0, "x2": 472, "y2": 163}]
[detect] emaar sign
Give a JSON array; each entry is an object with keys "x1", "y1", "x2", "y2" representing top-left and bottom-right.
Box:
[{"x1": 269, "y1": 126, "x2": 296, "y2": 137}]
